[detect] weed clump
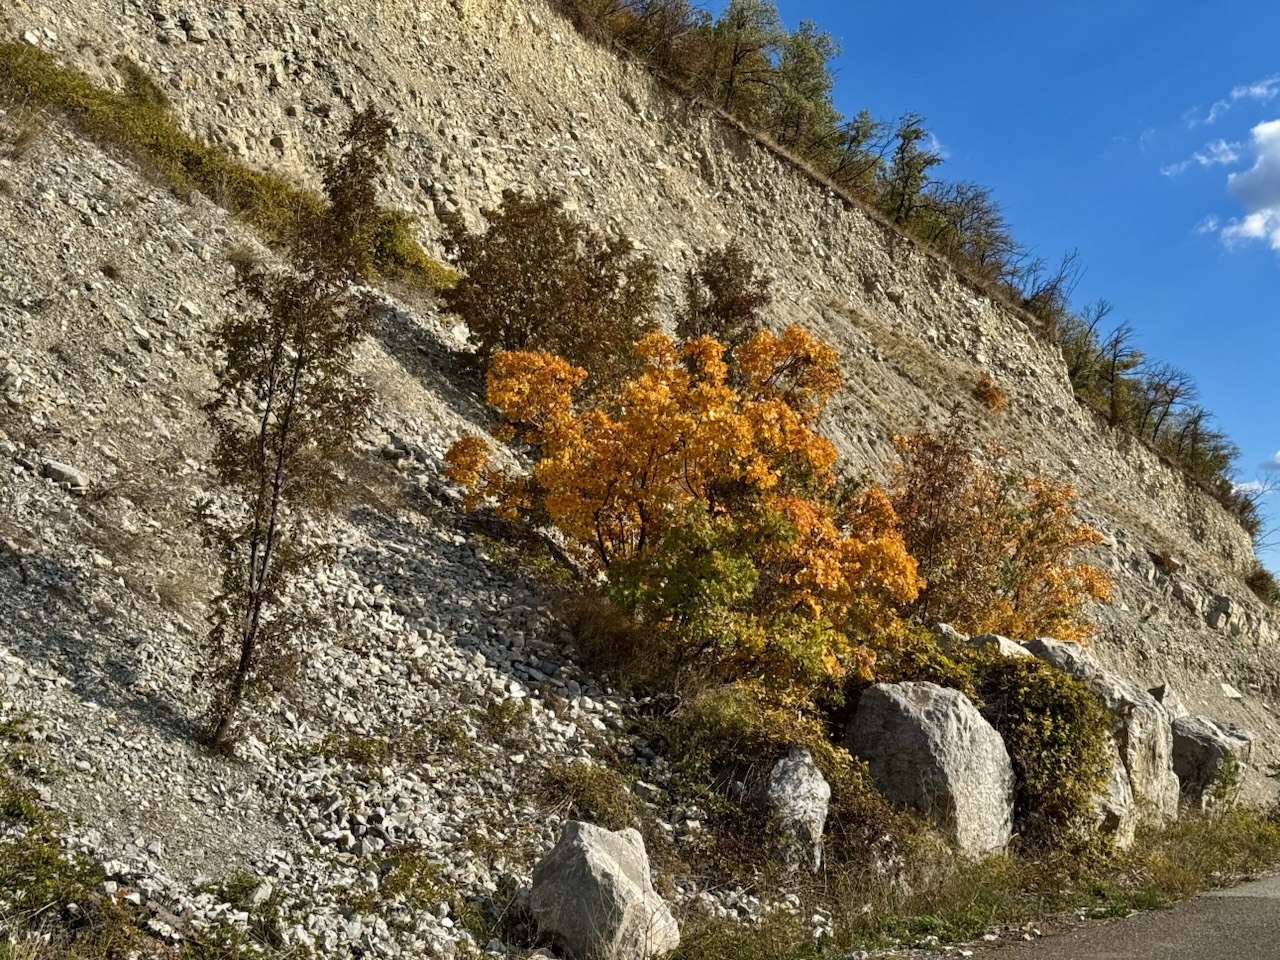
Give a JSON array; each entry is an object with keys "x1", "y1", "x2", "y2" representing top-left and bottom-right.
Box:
[
  {"x1": 974, "y1": 371, "x2": 1007, "y2": 411},
  {"x1": 540, "y1": 760, "x2": 644, "y2": 832},
  {"x1": 1245, "y1": 565, "x2": 1279, "y2": 606}
]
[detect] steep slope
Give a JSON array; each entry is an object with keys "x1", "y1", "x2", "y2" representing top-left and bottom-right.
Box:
[
  {"x1": 0, "y1": 0, "x2": 1278, "y2": 949},
  {"x1": 0, "y1": 108, "x2": 652, "y2": 954}
]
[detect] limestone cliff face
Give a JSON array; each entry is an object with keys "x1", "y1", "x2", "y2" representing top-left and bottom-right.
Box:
[{"x1": 3, "y1": 0, "x2": 1277, "y2": 786}]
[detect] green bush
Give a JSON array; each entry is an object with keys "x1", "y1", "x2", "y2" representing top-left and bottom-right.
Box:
[
  {"x1": 663, "y1": 682, "x2": 908, "y2": 864},
  {"x1": 971, "y1": 654, "x2": 1112, "y2": 850},
  {"x1": 539, "y1": 760, "x2": 644, "y2": 831},
  {"x1": 677, "y1": 241, "x2": 772, "y2": 352},
  {"x1": 866, "y1": 621, "x2": 977, "y2": 696},
  {"x1": 1246, "y1": 565, "x2": 1279, "y2": 606}
]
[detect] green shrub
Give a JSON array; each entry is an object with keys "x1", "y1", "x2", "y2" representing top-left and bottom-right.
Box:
[
  {"x1": 970, "y1": 654, "x2": 1112, "y2": 850},
  {"x1": 373, "y1": 210, "x2": 460, "y2": 290},
  {"x1": 663, "y1": 682, "x2": 908, "y2": 865},
  {"x1": 1245, "y1": 565, "x2": 1279, "y2": 606},
  {"x1": 194, "y1": 871, "x2": 290, "y2": 950},
  {"x1": 677, "y1": 241, "x2": 772, "y2": 352},
  {"x1": 0, "y1": 735, "x2": 142, "y2": 960},
  {"x1": 867, "y1": 621, "x2": 977, "y2": 696},
  {"x1": 539, "y1": 760, "x2": 644, "y2": 831}
]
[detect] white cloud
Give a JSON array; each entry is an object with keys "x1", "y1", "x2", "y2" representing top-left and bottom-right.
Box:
[
  {"x1": 1219, "y1": 120, "x2": 1280, "y2": 252},
  {"x1": 1161, "y1": 138, "x2": 1242, "y2": 177},
  {"x1": 1190, "y1": 75, "x2": 1280, "y2": 126},
  {"x1": 1262, "y1": 451, "x2": 1280, "y2": 472},
  {"x1": 1195, "y1": 214, "x2": 1221, "y2": 234},
  {"x1": 1235, "y1": 479, "x2": 1271, "y2": 495}
]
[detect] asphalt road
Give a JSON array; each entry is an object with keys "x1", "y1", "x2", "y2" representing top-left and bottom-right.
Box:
[{"x1": 993, "y1": 875, "x2": 1280, "y2": 958}]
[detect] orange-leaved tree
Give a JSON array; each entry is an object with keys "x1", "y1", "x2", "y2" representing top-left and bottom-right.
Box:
[
  {"x1": 445, "y1": 326, "x2": 921, "y2": 694},
  {"x1": 889, "y1": 413, "x2": 1111, "y2": 643}
]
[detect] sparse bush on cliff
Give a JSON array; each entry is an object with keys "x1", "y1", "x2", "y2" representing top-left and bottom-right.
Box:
[
  {"x1": 889, "y1": 413, "x2": 1112, "y2": 643},
  {"x1": 441, "y1": 192, "x2": 658, "y2": 386},
  {"x1": 0, "y1": 44, "x2": 453, "y2": 291},
  {"x1": 445, "y1": 326, "x2": 921, "y2": 698},
  {"x1": 677, "y1": 241, "x2": 772, "y2": 353},
  {"x1": 1246, "y1": 565, "x2": 1280, "y2": 605},
  {"x1": 201, "y1": 110, "x2": 389, "y2": 751},
  {"x1": 974, "y1": 371, "x2": 1007, "y2": 411}
]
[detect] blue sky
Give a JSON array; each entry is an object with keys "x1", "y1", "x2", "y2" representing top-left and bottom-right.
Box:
[{"x1": 767, "y1": 0, "x2": 1280, "y2": 567}]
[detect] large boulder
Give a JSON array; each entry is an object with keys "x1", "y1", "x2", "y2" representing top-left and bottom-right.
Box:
[
  {"x1": 1172, "y1": 715, "x2": 1255, "y2": 811},
  {"x1": 1026, "y1": 638, "x2": 1179, "y2": 822},
  {"x1": 763, "y1": 746, "x2": 831, "y2": 873},
  {"x1": 1093, "y1": 739, "x2": 1137, "y2": 850},
  {"x1": 529, "y1": 821, "x2": 680, "y2": 960},
  {"x1": 846, "y1": 682, "x2": 1014, "y2": 857}
]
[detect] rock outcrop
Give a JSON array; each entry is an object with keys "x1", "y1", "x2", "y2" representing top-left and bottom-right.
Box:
[
  {"x1": 1172, "y1": 716, "x2": 1256, "y2": 810},
  {"x1": 529, "y1": 821, "x2": 680, "y2": 960},
  {"x1": 1093, "y1": 740, "x2": 1138, "y2": 849},
  {"x1": 936, "y1": 627, "x2": 1032, "y2": 660},
  {"x1": 847, "y1": 682, "x2": 1014, "y2": 857},
  {"x1": 763, "y1": 746, "x2": 831, "y2": 873}
]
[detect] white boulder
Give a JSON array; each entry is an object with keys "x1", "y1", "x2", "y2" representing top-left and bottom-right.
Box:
[
  {"x1": 846, "y1": 682, "x2": 1014, "y2": 857},
  {"x1": 529, "y1": 821, "x2": 680, "y2": 960},
  {"x1": 763, "y1": 746, "x2": 831, "y2": 873}
]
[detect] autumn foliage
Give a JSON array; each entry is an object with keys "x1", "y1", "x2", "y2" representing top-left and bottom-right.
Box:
[
  {"x1": 889, "y1": 414, "x2": 1112, "y2": 643},
  {"x1": 446, "y1": 326, "x2": 921, "y2": 694}
]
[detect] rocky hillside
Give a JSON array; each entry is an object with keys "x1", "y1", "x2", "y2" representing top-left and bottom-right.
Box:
[{"x1": 1, "y1": 0, "x2": 1278, "y2": 956}]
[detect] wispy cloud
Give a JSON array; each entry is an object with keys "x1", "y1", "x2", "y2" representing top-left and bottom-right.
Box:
[
  {"x1": 1218, "y1": 120, "x2": 1280, "y2": 252},
  {"x1": 1235, "y1": 479, "x2": 1271, "y2": 495},
  {"x1": 1263, "y1": 451, "x2": 1280, "y2": 472},
  {"x1": 1195, "y1": 214, "x2": 1221, "y2": 234},
  {"x1": 1189, "y1": 75, "x2": 1280, "y2": 127},
  {"x1": 1160, "y1": 138, "x2": 1242, "y2": 176}
]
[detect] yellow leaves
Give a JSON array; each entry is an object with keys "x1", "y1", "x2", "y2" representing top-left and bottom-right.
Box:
[
  {"x1": 484, "y1": 350, "x2": 586, "y2": 434},
  {"x1": 451, "y1": 327, "x2": 848, "y2": 571},
  {"x1": 736, "y1": 324, "x2": 842, "y2": 421},
  {"x1": 443, "y1": 323, "x2": 920, "y2": 699},
  {"x1": 441, "y1": 435, "x2": 529, "y2": 519},
  {"x1": 890, "y1": 416, "x2": 1112, "y2": 642},
  {"x1": 764, "y1": 489, "x2": 923, "y2": 639},
  {"x1": 442, "y1": 436, "x2": 490, "y2": 495}
]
